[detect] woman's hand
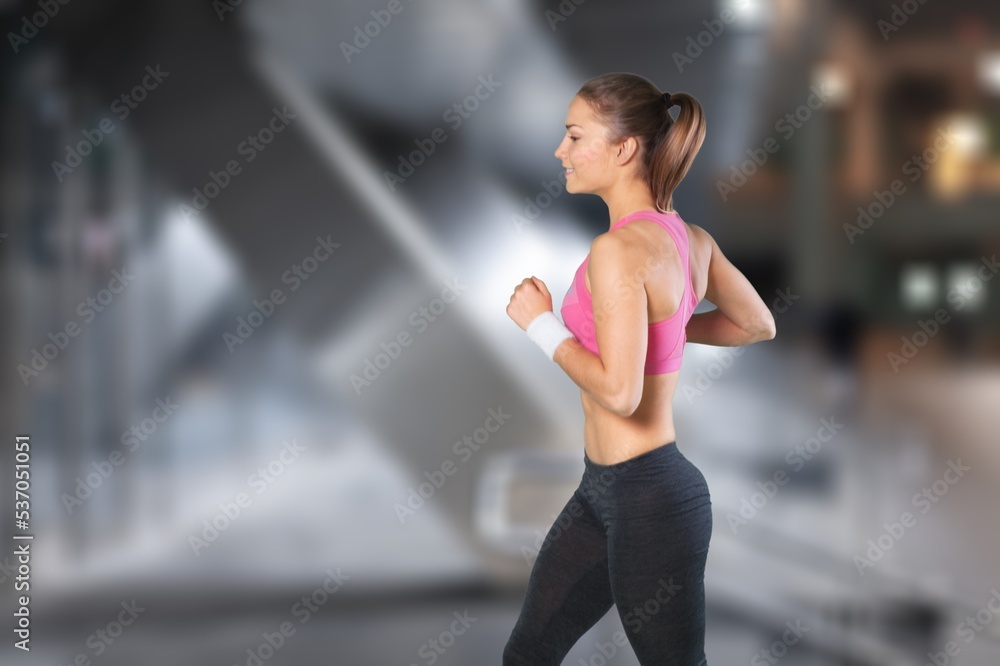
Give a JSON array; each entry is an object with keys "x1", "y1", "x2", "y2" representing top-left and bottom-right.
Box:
[{"x1": 507, "y1": 276, "x2": 553, "y2": 331}]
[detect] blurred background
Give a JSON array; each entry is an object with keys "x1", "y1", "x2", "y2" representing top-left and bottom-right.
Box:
[{"x1": 1, "y1": 0, "x2": 999, "y2": 664}]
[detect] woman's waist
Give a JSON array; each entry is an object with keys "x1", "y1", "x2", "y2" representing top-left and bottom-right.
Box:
[
  {"x1": 581, "y1": 394, "x2": 677, "y2": 454},
  {"x1": 584, "y1": 432, "x2": 678, "y2": 466}
]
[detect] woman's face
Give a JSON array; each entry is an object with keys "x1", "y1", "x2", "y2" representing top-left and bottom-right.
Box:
[{"x1": 554, "y1": 95, "x2": 615, "y2": 195}]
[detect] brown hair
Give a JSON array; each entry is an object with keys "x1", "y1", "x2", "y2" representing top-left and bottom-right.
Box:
[{"x1": 576, "y1": 73, "x2": 706, "y2": 213}]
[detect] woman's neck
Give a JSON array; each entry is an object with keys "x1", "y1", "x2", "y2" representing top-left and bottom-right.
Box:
[{"x1": 602, "y1": 182, "x2": 662, "y2": 230}]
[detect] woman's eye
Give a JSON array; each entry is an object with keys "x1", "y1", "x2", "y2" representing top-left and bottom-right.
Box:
[{"x1": 570, "y1": 136, "x2": 579, "y2": 142}]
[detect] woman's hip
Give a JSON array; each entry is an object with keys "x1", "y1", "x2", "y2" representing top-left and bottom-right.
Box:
[{"x1": 579, "y1": 441, "x2": 712, "y2": 525}]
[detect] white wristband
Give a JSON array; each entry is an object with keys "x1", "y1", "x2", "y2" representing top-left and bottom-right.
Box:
[{"x1": 525, "y1": 311, "x2": 574, "y2": 361}]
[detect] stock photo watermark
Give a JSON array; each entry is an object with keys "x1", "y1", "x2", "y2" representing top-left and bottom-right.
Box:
[
  {"x1": 672, "y1": 0, "x2": 750, "y2": 72},
  {"x1": 349, "y1": 276, "x2": 468, "y2": 395},
  {"x1": 587, "y1": 238, "x2": 693, "y2": 334},
  {"x1": 853, "y1": 457, "x2": 970, "y2": 576},
  {"x1": 2, "y1": 438, "x2": 32, "y2": 638},
  {"x1": 223, "y1": 234, "x2": 341, "y2": 353},
  {"x1": 53, "y1": 600, "x2": 145, "y2": 663},
  {"x1": 727, "y1": 416, "x2": 844, "y2": 534},
  {"x1": 188, "y1": 437, "x2": 306, "y2": 556},
  {"x1": 16, "y1": 267, "x2": 135, "y2": 387},
  {"x1": 545, "y1": 0, "x2": 591, "y2": 31},
  {"x1": 521, "y1": 459, "x2": 637, "y2": 565},
  {"x1": 512, "y1": 169, "x2": 568, "y2": 235},
  {"x1": 622, "y1": 577, "x2": 682, "y2": 634},
  {"x1": 844, "y1": 124, "x2": 959, "y2": 244},
  {"x1": 408, "y1": 610, "x2": 477, "y2": 666},
  {"x1": 573, "y1": 578, "x2": 682, "y2": 665},
  {"x1": 877, "y1": 0, "x2": 930, "y2": 41},
  {"x1": 232, "y1": 566, "x2": 350, "y2": 666},
  {"x1": 384, "y1": 74, "x2": 502, "y2": 192},
  {"x1": 61, "y1": 394, "x2": 180, "y2": 514},
  {"x1": 682, "y1": 286, "x2": 796, "y2": 404},
  {"x1": 923, "y1": 587, "x2": 1000, "y2": 666},
  {"x1": 12, "y1": 540, "x2": 31, "y2": 651},
  {"x1": 339, "y1": 0, "x2": 415, "y2": 62},
  {"x1": 716, "y1": 84, "x2": 833, "y2": 202},
  {"x1": 290, "y1": 566, "x2": 350, "y2": 623},
  {"x1": 179, "y1": 104, "x2": 298, "y2": 221},
  {"x1": 7, "y1": 0, "x2": 72, "y2": 54},
  {"x1": 751, "y1": 619, "x2": 810, "y2": 665},
  {"x1": 394, "y1": 406, "x2": 511, "y2": 524},
  {"x1": 213, "y1": 0, "x2": 248, "y2": 22},
  {"x1": 0, "y1": 546, "x2": 23, "y2": 588},
  {"x1": 52, "y1": 64, "x2": 170, "y2": 182},
  {"x1": 521, "y1": 501, "x2": 586, "y2": 565},
  {"x1": 887, "y1": 254, "x2": 999, "y2": 373},
  {"x1": 681, "y1": 345, "x2": 747, "y2": 404}
]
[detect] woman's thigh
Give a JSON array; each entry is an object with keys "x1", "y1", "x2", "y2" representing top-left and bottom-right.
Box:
[
  {"x1": 503, "y1": 485, "x2": 615, "y2": 665},
  {"x1": 606, "y1": 497, "x2": 713, "y2": 665}
]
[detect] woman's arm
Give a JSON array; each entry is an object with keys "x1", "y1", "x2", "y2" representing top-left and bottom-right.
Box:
[
  {"x1": 552, "y1": 337, "x2": 630, "y2": 415},
  {"x1": 552, "y1": 233, "x2": 651, "y2": 418},
  {"x1": 685, "y1": 225, "x2": 776, "y2": 346},
  {"x1": 685, "y1": 308, "x2": 771, "y2": 347}
]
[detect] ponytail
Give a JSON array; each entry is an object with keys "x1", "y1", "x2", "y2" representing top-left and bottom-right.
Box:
[{"x1": 649, "y1": 92, "x2": 706, "y2": 213}]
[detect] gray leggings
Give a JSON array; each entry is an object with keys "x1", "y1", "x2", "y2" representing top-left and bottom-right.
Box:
[{"x1": 503, "y1": 441, "x2": 712, "y2": 665}]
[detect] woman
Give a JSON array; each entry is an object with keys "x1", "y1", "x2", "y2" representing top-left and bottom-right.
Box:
[{"x1": 504, "y1": 73, "x2": 776, "y2": 665}]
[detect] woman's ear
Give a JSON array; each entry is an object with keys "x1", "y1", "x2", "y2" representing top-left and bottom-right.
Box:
[{"x1": 614, "y1": 136, "x2": 640, "y2": 165}]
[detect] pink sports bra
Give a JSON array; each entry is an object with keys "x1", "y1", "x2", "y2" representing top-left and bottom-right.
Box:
[{"x1": 560, "y1": 209, "x2": 699, "y2": 374}]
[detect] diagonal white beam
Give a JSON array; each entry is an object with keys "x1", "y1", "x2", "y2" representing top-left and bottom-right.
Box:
[{"x1": 250, "y1": 47, "x2": 581, "y2": 440}]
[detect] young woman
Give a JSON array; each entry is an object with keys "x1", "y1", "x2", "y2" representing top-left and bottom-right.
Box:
[{"x1": 504, "y1": 73, "x2": 776, "y2": 665}]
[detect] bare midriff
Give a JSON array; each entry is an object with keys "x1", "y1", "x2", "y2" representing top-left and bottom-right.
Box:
[{"x1": 581, "y1": 372, "x2": 683, "y2": 465}]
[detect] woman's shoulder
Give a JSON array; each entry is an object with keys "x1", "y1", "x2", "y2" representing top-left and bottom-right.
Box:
[{"x1": 590, "y1": 217, "x2": 679, "y2": 272}]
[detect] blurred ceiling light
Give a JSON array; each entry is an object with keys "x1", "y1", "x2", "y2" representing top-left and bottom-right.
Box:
[
  {"x1": 723, "y1": 0, "x2": 771, "y2": 30},
  {"x1": 901, "y1": 263, "x2": 939, "y2": 311},
  {"x1": 977, "y1": 52, "x2": 1000, "y2": 95},
  {"x1": 946, "y1": 114, "x2": 988, "y2": 157},
  {"x1": 946, "y1": 262, "x2": 987, "y2": 311},
  {"x1": 929, "y1": 114, "x2": 986, "y2": 199},
  {"x1": 812, "y1": 62, "x2": 849, "y2": 107}
]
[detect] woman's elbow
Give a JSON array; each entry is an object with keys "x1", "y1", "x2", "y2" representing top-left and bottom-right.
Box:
[
  {"x1": 762, "y1": 315, "x2": 777, "y2": 340},
  {"x1": 609, "y1": 383, "x2": 642, "y2": 418},
  {"x1": 752, "y1": 312, "x2": 777, "y2": 342},
  {"x1": 617, "y1": 399, "x2": 640, "y2": 418}
]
